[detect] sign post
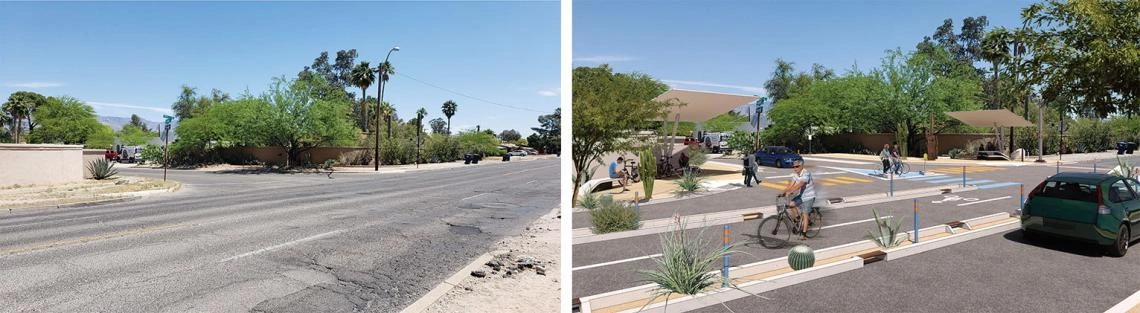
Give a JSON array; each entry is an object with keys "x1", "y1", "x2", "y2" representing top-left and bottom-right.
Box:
[{"x1": 162, "y1": 115, "x2": 173, "y2": 182}]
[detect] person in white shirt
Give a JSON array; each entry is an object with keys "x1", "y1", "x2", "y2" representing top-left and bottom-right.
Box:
[{"x1": 780, "y1": 160, "x2": 816, "y2": 240}]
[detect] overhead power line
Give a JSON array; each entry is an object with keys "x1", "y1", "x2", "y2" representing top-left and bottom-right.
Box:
[{"x1": 395, "y1": 71, "x2": 551, "y2": 114}]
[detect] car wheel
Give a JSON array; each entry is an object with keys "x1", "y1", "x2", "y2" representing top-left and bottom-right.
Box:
[{"x1": 1107, "y1": 225, "x2": 1129, "y2": 257}]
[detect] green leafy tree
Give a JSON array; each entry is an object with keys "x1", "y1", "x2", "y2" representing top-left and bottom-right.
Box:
[
  {"x1": 764, "y1": 59, "x2": 796, "y2": 103},
  {"x1": 1021, "y1": 0, "x2": 1140, "y2": 117},
  {"x1": 117, "y1": 124, "x2": 158, "y2": 146},
  {"x1": 258, "y1": 76, "x2": 358, "y2": 166},
  {"x1": 379, "y1": 101, "x2": 396, "y2": 138},
  {"x1": 28, "y1": 96, "x2": 106, "y2": 145},
  {"x1": 572, "y1": 65, "x2": 671, "y2": 203},
  {"x1": 86, "y1": 124, "x2": 115, "y2": 149},
  {"x1": 531, "y1": 108, "x2": 561, "y2": 154},
  {"x1": 703, "y1": 112, "x2": 749, "y2": 133},
  {"x1": 172, "y1": 85, "x2": 198, "y2": 120},
  {"x1": 457, "y1": 129, "x2": 501, "y2": 156},
  {"x1": 499, "y1": 129, "x2": 522, "y2": 142},
  {"x1": 441, "y1": 100, "x2": 457, "y2": 134},
  {"x1": 429, "y1": 117, "x2": 448, "y2": 134},
  {"x1": 415, "y1": 107, "x2": 428, "y2": 162}
]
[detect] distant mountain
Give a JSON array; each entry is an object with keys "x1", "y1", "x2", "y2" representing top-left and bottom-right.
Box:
[{"x1": 97, "y1": 115, "x2": 177, "y2": 143}]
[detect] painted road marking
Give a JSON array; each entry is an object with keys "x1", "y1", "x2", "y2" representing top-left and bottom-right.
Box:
[
  {"x1": 957, "y1": 196, "x2": 1012, "y2": 206},
  {"x1": 977, "y1": 182, "x2": 1021, "y2": 190},
  {"x1": 461, "y1": 193, "x2": 487, "y2": 201},
  {"x1": 928, "y1": 177, "x2": 967, "y2": 184},
  {"x1": 763, "y1": 171, "x2": 845, "y2": 179},
  {"x1": 825, "y1": 216, "x2": 893, "y2": 231},
  {"x1": 820, "y1": 177, "x2": 856, "y2": 185},
  {"x1": 905, "y1": 175, "x2": 949, "y2": 181},
  {"x1": 801, "y1": 157, "x2": 874, "y2": 165},
  {"x1": 963, "y1": 179, "x2": 994, "y2": 185},
  {"x1": 219, "y1": 229, "x2": 346, "y2": 263},
  {"x1": 758, "y1": 181, "x2": 789, "y2": 190},
  {"x1": 931, "y1": 195, "x2": 980, "y2": 204},
  {"x1": 0, "y1": 223, "x2": 186, "y2": 256},
  {"x1": 572, "y1": 253, "x2": 663, "y2": 271},
  {"x1": 830, "y1": 176, "x2": 873, "y2": 183}
]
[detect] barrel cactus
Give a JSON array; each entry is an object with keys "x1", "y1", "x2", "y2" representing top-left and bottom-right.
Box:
[{"x1": 788, "y1": 245, "x2": 815, "y2": 270}]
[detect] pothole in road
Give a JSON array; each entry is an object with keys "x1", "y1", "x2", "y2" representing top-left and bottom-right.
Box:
[{"x1": 447, "y1": 223, "x2": 483, "y2": 235}]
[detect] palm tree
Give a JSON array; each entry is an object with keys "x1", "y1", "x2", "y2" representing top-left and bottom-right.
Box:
[
  {"x1": 441, "y1": 100, "x2": 457, "y2": 134},
  {"x1": 3, "y1": 95, "x2": 34, "y2": 144},
  {"x1": 981, "y1": 27, "x2": 1012, "y2": 110},
  {"x1": 379, "y1": 102, "x2": 395, "y2": 139},
  {"x1": 350, "y1": 61, "x2": 376, "y2": 131}
]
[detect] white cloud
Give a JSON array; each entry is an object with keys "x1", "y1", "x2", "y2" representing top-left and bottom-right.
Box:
[
  {"x1": 87, "y1": 101, "x2": 173, "y2": 114},
  {"x1": 661, "y1": 79, "x2": 767, "y2": 94},
  {"x1": 4, "y1": 82, "x2": 65, "y2": 88},
  {"x1": 573, "y1": 55, "x2": 636, "y2": 63},
  {"x1": 537, "y1": 88, "x2": 560, "y2": 97}
]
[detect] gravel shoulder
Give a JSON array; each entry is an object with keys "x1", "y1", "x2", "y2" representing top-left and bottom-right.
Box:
[{"x1": 0, "y1": 176, "x2": 178, "y2": 210}]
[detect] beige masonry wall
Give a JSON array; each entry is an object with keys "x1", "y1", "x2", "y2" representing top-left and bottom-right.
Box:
[
  {"x1": 82, "y1": 149, "x2": 105, "y2": 179},
  {"x1": 0, "y1": 144, "x2": 84, "y2": 186}
]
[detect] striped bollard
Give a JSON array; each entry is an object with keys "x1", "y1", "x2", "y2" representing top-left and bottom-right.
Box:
[
  {"x1": 962, "y1": 166, "x2": 966, "y2": 187},
  {"x1": 1019, "y1": 184, "x2": 1024, "y2": 213},
  {"x1": 722, "y1": 224, "x2": 729, "y2": 287},
  {"x1": 634, "y1": 192, "x2": 640, "y2": 215},
  {"x1": 913, "y1": 199, "x2": 919, "y2": 243}
]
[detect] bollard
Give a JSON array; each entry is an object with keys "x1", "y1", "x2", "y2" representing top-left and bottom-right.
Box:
[
  {"x1": 1019, "y1": 184, "x2": 1024, "y2": 213},
  {"x1": 912, "y1": 200, "x2": 921, "y2": 244},
  {"x1": 889, "y1": 172, "x2": 894, "y2": 197},
  {"x1": 962, "y1": 166, "x2": 966, "y2": 187},
  {"x1": 723, "y1": 224, "x2": 729, "y2": 288},
  {"x1": 1056, "y1": 161, "x2": 1060, "y2": 174},
  {"x1": 634, "y1": 192, "x2": 640, "y2": 215}
]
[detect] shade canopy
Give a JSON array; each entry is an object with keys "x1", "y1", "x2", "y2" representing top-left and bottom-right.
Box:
[
  {"x1": 652, "y1": 89, "x2": 759, "y2": 122},
  {"x1": 945, "y1": 109, "x2": 1035, "y2": 127}
]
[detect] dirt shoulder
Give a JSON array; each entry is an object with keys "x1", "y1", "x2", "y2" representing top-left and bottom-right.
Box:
[
  {"x1": 422, "y1": 207, "x2": 561, "y2": 313},
  {"x1": 0, "y1": 176, "x2": 179, "y2": 210}
]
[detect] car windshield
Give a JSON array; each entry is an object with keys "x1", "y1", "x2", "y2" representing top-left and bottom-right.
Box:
[
  {"x1": 775, "y1": 148, "x2": 791, "y2": 154},
  {"x1": 1038, "y1": 180, "x2": 1100, "y2": 203}
]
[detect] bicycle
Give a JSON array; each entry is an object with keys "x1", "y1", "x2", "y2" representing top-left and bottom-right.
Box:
[
  {"x1": 756, "y1": 195, "x2": 823, "y2": 249},
  {"x1": 625, "y1": 160, "x2": 641, "y2": 183},
  {"x1": 890, "y1": 158, "x2": 910, "y2": 175}
]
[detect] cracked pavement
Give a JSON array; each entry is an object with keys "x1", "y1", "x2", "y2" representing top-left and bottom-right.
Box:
[{"x1": 0, "y1": 158, "x2": 559, "y2": 312}]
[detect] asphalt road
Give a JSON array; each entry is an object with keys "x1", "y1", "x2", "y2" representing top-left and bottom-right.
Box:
[
  {"x1": 0, "y1": 158, "x2": 559, "y2": 312},
  {"x1": 571, "y1": 155, "x2": 1121, "y2": 300}
]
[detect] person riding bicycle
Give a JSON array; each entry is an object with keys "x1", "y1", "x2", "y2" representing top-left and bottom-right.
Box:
[
  {"x1": 879, "y1": 144, "x2": 891, "y2": 175},
  {"x1": 780, "y1": 159, "x2": 816, "y2": 240}
]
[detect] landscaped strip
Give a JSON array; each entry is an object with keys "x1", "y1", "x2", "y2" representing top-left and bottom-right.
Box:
[{"x1": 575, "y1": 212, "x2": 1020, "y2": 313}]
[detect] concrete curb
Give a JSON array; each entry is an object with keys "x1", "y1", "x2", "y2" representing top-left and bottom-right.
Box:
[
  {"x1": 1105, "y1": 289, "x2": 1140, "y2": 313},
  {"x1": 573, "y1": 184, "x2": 972, "y2": 245},
  {"x1": 400, "y1": 252, "x2": 496, "y2": 313},
  {"x1": 577, "y1": 212, "x2": 1021, "y2": 313},
  {"x1": 5, "y1": 180, "x2": 181, "y2": 211}
]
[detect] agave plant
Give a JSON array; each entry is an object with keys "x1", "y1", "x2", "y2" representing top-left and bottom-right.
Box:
[
  {"x1": 88, "y1": 158, "x2": 118, "y2": 180},
  {"x1": 866, "y1": 209, "x2": 905, "y2": 248},
  {"x1": 638, "y1": 221, "x2": 731, "y2": 310},
  {"x1": 578, "y1": 192, "x2": 601, "y2": 210},
  {"x1": 1110, "y1": 156, "x2": 1135, "y2": 178},
  {"x1": 674, "y1": 169, "x2": 704, "y2": 194}
]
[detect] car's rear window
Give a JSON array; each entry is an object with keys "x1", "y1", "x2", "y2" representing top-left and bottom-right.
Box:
[
  {"x1": 775, "y1": 148, "x2": 791, "y2": 154},
  {"x1": 1039, "y1": 180, "x2": 1100, "y2": 202}
]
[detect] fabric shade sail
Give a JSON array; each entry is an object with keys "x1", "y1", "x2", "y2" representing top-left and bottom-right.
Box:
[
  {"x1": 652, "y1": 89, "x2": 759, "y2": 122},
  {"x1": 945, "y1": 109, "x2": 1035, "y2": 127}
]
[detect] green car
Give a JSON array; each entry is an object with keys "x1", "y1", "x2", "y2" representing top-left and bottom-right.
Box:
[{"x1": 1021, "y1": 172, "x2": 1140, "y2": 257}]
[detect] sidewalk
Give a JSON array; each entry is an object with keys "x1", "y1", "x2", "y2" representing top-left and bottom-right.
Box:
[
  {"x1": 128, "y1": 155, "x2": 558, "y2": 174},
  {"x1": 811, "y1": 150, "x2": 1131, "y2": 166}
]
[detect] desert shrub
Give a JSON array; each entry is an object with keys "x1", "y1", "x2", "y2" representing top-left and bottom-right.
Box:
[
  {"x1": 675, "y1": 169, "x2": 704, "y2": 194},
  {"x1": 638, "y1": 220, "x2": 734, "y2": 306},
  {"x1": 687, "y1": 148, "x2": 707, "y2": 168},
  {"x1": 88, "y1": 158, "x2": 118, "y2": 180},
  {"x1": 578, "y1": 192, "x2": 601, "y2": 209},
  {"x1": 424, "y1": 134, "x2": 460, "y2": 163},
  {"x1": 337, "y1": 150, "x2": 373, "y2": 166},
  {"x1": 947, "y1": 148, "x2": 965, "y2": 159},
  {"x1": 1069, "y1": 118, "x2": 1112, "y2": 153},
  {"x1": 140, "y1": 144, "x2": 163, "y2": 164},
  {"x1": 589, "y1": 195, "x2": 640, "y2": 234},
  {"x1": 458, "y1": 130, "x2": 502, "y2": 156}
]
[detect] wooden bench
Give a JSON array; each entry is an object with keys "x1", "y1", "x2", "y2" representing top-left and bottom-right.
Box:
[{"x1": 578, "y1": 177, "x2": 622, "y2": 198}]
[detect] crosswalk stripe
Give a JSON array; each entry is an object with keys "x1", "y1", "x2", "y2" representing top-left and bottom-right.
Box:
[
  {"x1": 820, "y1": 182, "x2": 837, "y2": 186},
  {"x1": 832, "y1": 176, "x2": 873, "y2": 183},
  {"x1": 820, "y1": 177, "x2": 855, "y2": 184},
  {"x1": 758, "y1": 182, "x2": 787, "y2": 190}
]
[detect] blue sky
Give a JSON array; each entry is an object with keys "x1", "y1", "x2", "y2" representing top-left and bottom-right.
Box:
[
  {"x1": 574, "y1": 0, "x2": 1035, "y2": 98},
  {"x1": 0, "y1": 1, "x2": 558, "y2": 135}
]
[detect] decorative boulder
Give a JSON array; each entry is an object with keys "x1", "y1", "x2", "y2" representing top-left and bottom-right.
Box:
[{"x1": 788, "y1": 245, "x2": 815, "y2": 270}]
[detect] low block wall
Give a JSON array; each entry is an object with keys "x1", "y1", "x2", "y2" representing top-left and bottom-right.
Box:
[
  {"x1": 0, "y1": 144, "x2": 84, "y2": 186},
  {"x1": 238, "y1": 147, "x2": 372, "y2": 166},
  {"x1": 819, "y1": 133, "x2": 994, "y2": 156}
]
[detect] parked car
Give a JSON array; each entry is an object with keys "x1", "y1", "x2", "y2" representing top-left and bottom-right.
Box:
[
  {"x1": 522, "y1": 147, "x2": 539, "y2": 155},
  {"x1": 1021, "y1": 172, "x2": 1140, "y2": 256},
  {"x1": 508, "y1": 150, "x2": 527, "y2": 157},
  {"x1": 755, "y1": 146, "x2": 803, "y2": 168},
  {"x1": 702, "y1": 133, "x2": 731, "y2": 153}
]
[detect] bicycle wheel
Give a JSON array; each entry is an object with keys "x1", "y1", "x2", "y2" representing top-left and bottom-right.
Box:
[
  {"x1": 804, "y1": 210, "x2": 823, "y2": 238},
  {"x1": 757, "y1": 215, "x2": 791, "y2": 249},
  {"x1": 899, "y1": 163, "x2": 910, "y2": 175}
]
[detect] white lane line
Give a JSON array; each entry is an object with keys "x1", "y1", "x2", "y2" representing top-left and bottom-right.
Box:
[
  {"x1": 572, "y1": 253, "x2": 663, "y2": 271},
  {"x1": 821, "y1": 216, "x2": 891, "y2": 230},
  {"x1": 501, "y1": 165, "x2": 559, "y2": 176},
  {"x1": 219, "y1": 229, "x2": 346, "y2": 263},
  {"x1": 802, "y1": 156, "x2": 874, "y2": 165},
  {"x1": 957, "y1": 196, "x2": 1012, "y2": 207},
  {"x1": 1105, "y1": 289, "x2": 1140, "y2": 313},
  {"x1": 461, "y1": 193, "x2": 487, "y2": 201}
]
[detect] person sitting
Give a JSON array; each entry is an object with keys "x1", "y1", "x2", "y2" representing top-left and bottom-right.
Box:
[{"x1": 609, "y1": 157, "x2": 629, "y2": 192}]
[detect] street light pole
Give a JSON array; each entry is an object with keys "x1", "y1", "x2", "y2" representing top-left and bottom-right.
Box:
[{"x1": 375, "y1": 46, "x2": 399, "y2": 171}]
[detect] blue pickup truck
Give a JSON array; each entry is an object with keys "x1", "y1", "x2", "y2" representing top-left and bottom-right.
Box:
[{"x1": 755, "y1": 146, "x2": 803, "y2": 168}]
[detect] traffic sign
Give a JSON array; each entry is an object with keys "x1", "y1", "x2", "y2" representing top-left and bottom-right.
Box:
[{"x1": 163, "y1": 114, "x2": 174, "y2": 124}]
